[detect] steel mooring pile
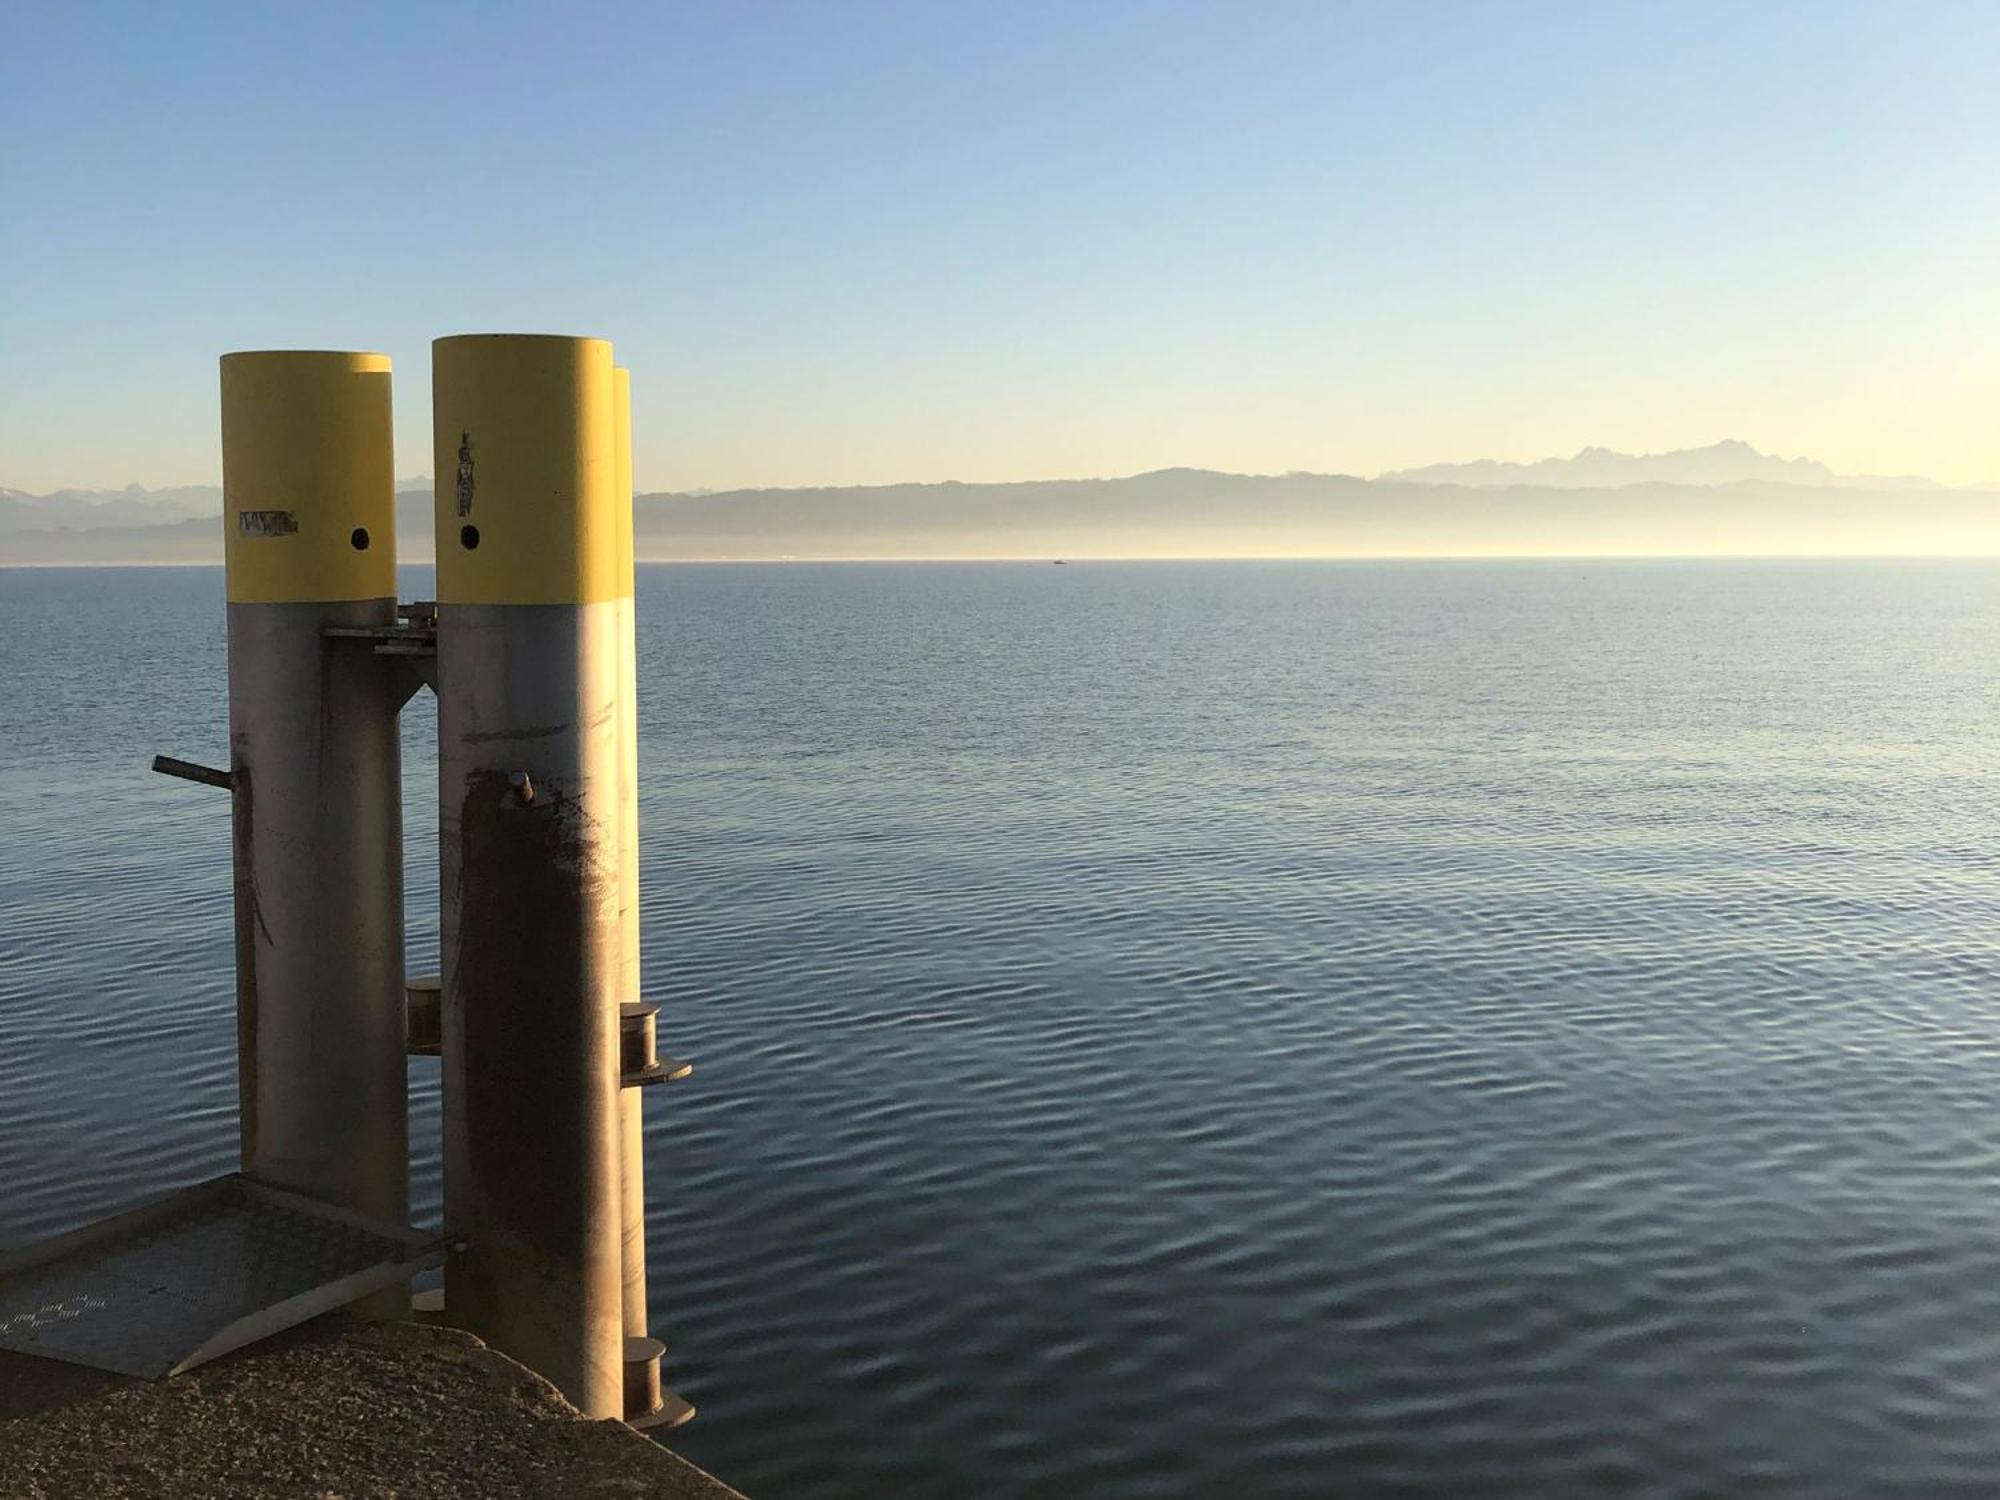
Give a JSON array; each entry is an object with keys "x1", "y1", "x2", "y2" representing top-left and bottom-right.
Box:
[{"x1": 0, "y1": 337, "x2": 690, "y2": 1431}]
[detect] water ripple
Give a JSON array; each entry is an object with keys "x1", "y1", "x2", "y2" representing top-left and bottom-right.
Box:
[{"x1": 5, "y1": 561, "x2": 2000, "y2": 1497}]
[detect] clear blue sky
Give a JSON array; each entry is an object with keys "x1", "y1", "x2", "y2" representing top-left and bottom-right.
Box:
[{"x1": 3, "y1": 0, "x2": 1996, "y2": 492}]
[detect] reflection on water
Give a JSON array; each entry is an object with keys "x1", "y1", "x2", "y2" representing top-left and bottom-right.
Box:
[{"x1": 5, "y1": 560, "x2": 2000, "y2": 1498}]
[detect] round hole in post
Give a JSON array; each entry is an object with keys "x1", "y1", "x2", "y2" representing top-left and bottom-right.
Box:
[
  {"x1": 350, "y1": 527, "x2": 370, "y2": 551},
  {"x1": 460, "y1": 523, "x2": 480, "y2": 550}
]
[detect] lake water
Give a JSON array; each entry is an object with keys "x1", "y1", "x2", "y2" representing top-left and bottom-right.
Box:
[{"x1": 5, "y1": 560, "x2": 2000, "y2": 1497}]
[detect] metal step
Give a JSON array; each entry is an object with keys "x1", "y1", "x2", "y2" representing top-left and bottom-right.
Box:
[{"x1": 0, "y1": 1174, "x2": 442, "y2": 1379}]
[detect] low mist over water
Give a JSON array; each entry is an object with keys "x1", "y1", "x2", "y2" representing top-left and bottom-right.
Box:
[
  {"x1": 6, "y1": 561, "x2": 2000, "y2": 1497},
  {"x1": 10, "y1": 442, "x2": 2000, "y2": 565}
]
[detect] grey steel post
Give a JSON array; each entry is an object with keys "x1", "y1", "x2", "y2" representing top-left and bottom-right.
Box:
[
  {"x1": 610, "y1": 369, "x2": 694, "y2": 1431},
  {"x1": 219, "y1": 351, "x2": 409, "y2": 1275},
  {"x1": 612, "y1": 366, "x2": 649, "y2": 1340},
  {"x1": 434, "y1": 332, "x2": 627, "y2": 1419}
]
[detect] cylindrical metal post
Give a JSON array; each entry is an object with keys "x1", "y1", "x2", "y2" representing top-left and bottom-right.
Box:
[
  {"x1": 434, "y1": 333, "x2": 626, "y2": 1419},
  {"x1": 220, "y1": 351, "x2": 408, "y2": 1256},
  {"x1": 612, "y1": 366, "x2": 650, "y2": 1343}
]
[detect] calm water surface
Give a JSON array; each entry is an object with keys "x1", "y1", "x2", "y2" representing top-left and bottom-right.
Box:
[{"x1": 5, "y1": 561, "x2": 2000, "y2": 1498}]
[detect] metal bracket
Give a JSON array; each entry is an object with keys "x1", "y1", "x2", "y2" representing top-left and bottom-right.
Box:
[
  {"x1": 405, "y1": 975, "x2": 442, "y2": 1057},
  {"x1": 623, "y1": 1334, "x2": 695, "y2": 1432},
  {"x1": 620, "y1": 1002, "x2": 691, "y2": 1088},
  {"x1": 326, "y1": 601, "x2": 438, "y2": 704},
  {"x1": 628, "y1": 1390, "x2": 697, "y2": 1433},
  {"x1": 409, "y1": 985, "x2": 686, "y2": 1082}
]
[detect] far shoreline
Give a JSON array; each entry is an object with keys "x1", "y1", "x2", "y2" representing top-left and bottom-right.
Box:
[{"x1": 12, "y1": 551, "x2": 2000, "y2": 570}]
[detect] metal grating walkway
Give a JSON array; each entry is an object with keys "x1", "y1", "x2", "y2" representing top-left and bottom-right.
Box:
[{"x1": 0, "y1": 1174, "x2": 442, "y2": 1379}]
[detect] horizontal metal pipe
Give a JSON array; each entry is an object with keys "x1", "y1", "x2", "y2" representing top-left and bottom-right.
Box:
[{"x1": 152, "y1": 754, "x2": 233, "y2": 790}]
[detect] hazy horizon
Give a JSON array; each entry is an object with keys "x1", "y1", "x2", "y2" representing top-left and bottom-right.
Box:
[
  {"x1": 9, "y1": 436, "x2": 1999, "y2": 504},
  {"x1": 8, "y1": 439, "x2": 2000, "y2": 566}
]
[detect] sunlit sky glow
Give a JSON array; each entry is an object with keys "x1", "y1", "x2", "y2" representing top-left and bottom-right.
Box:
[{"x1": 3, "y1": 0, "x2": 1997, "y2": 494}]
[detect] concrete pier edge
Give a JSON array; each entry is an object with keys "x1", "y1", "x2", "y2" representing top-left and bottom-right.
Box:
[{"x1": 0, "y1": 1317, "x2": 744, "y2": 1499}]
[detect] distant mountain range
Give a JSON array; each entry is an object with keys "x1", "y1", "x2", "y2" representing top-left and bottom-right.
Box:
[
  {"x1": 1379, "y1": 439, "x2": 1947, "y2": 492},
  {"x1": 5, "y1": 442, "x2": 1997, "y2": 563},
  {"x1": 0, "y1": 483, "x2": 223, "y2": 533}
]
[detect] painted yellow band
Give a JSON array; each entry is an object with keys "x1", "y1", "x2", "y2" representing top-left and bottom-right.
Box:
[
  {"x1": 432, "y1": 334, "x2": 629, "y2": 605},
  {"x1": 220, "y1": 351, "x2": 395, "y2": 604},
  {"x1": 613, "y1": 367, "x2": 634, "y2": 581}
]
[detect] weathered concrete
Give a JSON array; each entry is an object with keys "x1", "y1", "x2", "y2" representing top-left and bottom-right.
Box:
[{"x1": 0, "y1": 1318, "x2": 743, "y2": 1499}]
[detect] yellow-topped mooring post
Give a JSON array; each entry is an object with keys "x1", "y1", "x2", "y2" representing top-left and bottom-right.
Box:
[
  {"x1": 433, "y1": 334, "x2": 628, "y2": 1419},
  {"x1": 218, "y1": 352, "x2": 410, "y2": 1263}
]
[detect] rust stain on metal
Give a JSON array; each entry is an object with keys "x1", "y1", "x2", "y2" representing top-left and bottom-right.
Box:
[
  {"x1": 463, "y1": 723, "x2": 571, "y2": 744},
  {"x1": 452, "y1": 767, "x2": 615, "y2": 1282}
]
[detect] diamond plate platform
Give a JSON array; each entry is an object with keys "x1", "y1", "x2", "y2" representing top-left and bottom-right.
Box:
[{"x1": 0, "y1": 1174, "x2": 442, "y2": 1379}]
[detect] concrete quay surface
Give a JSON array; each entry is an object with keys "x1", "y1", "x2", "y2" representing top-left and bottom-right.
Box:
[{"x1": 0, "y1": 1318, "x2": 744, "y2": 1499}]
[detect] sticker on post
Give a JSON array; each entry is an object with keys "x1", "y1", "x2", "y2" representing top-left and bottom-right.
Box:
[
  {"x1": 238, "y1": 509, "x2": 299, "y2": 537},
  {"x1": 456, "y1": 433, "x2": 475, "y2": 516}
]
